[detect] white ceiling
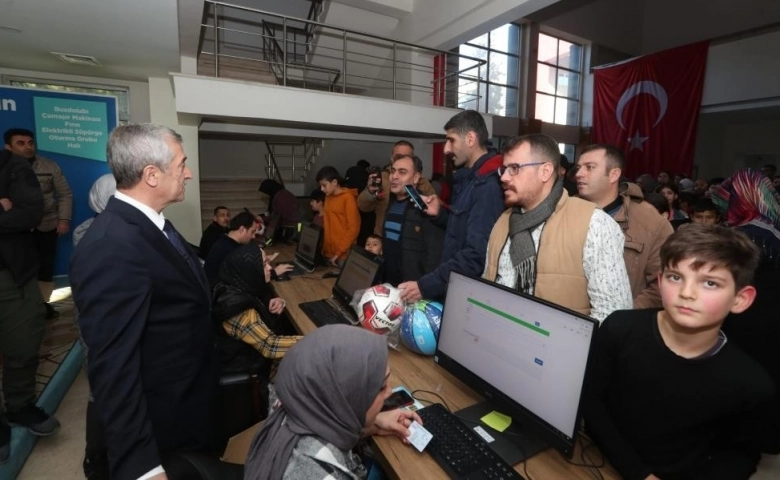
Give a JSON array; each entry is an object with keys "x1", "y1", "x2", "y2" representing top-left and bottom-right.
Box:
[{"x1": 0, "y1": 0, "x2": 181, "y2": 81}]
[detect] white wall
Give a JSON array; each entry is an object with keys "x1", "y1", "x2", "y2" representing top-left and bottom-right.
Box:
[
  {"x1": 701, "y1": 31, "x2": 780, "y2": 107},
  {"x1": 172, "y1": 73, "x2": 492, "y2": 136},
  {"x1": 694, "y1": 118, "x2": 780, "y2": 180},
  {"x1": 199, "y1": 137, "x2": 269, "y2": 177},
  {"x1": 148, "y1": 76, "x2": 203, "y2": 243},
  {"x1": 0, "y1": 67, "x2": 151, "y2": 123},
  {"x1": 641, "y1": 0, "x2": 780, "y2": 54}
]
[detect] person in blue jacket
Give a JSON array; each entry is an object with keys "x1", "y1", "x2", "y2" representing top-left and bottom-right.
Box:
[{"x1": 399, "y1": 110, "x2": 504, "y2": 302}]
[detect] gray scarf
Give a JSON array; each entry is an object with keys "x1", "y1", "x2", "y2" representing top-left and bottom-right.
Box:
[
  {"x1": 244, "y1": 325, "x2": 388, "y2": 479},
  {"x1": 508, "y1": 177, "x2": 564, "y2": 293}
]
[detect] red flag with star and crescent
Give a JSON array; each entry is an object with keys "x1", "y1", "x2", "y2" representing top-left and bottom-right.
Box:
[{"x1": 592, "y1": 41, "x2": 709, "y2": 179}]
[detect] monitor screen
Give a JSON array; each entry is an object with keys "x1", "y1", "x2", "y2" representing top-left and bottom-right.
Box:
[
  {"x1": 333, "y1": 247, "x2": 382, "y2": 304},
  {"x1": 435, "y1": 272, "x2": 596, "y2": 457},
  {"x1": 297, "y1": 223, "x2": 321, "y2": 262}
]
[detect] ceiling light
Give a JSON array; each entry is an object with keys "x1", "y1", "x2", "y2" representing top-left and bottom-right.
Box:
[{"x1": 51, "y1": 52, "x2": 102, "y2": 66}]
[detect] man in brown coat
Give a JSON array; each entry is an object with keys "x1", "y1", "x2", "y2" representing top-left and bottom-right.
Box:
[{"x1": 575, "y1": 144, "x2": 673, "y2": 308}]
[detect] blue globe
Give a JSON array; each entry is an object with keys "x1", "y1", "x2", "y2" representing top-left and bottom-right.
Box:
[{"x1": 400, "y1": 300, "x2": 443, "y2": 356}]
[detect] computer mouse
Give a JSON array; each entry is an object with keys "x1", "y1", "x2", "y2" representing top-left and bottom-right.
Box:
[{"x1": 276, "y1": 274, "x2": 291, "y2": 282}]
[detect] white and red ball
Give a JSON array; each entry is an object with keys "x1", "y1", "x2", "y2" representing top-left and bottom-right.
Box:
[{"x1": 358, "y1": 284, "x2": 405, "y2": 335}]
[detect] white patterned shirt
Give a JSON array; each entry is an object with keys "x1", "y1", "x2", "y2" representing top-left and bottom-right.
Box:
[{"x1": 493, "y1": 208, "x2": 633, "y2": 322}]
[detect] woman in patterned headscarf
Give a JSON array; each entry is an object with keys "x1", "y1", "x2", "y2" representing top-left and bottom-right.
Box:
[{"x1": 710, "y1": 168, "x2": 780, "y2": 454}]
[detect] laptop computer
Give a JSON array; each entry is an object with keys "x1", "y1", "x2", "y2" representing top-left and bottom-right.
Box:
[
  {"x1": 298, "y1": 246, "x2": 384, "y2": 327},
  {"x1": 287, "y1": 223, "x2": 323, "y2": 275}
]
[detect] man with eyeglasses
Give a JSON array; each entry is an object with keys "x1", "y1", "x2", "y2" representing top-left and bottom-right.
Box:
[
  {"x1": 483, "y1": 134, "x2": 632, "y2": 322},
  {"x1": 575, "y1": 144, "x2": 673, "y2": 308},
  {"x1": 398, "y1": 110, "x2": 505, "y2": 303}
]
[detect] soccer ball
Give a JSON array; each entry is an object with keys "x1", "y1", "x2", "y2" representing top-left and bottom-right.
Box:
[
  {"x1": 358, "y1": 284, "x2": 405, "y2": 335},
  {"x1": 400, "y1": 300, "x2": 443, "y2": 356}
]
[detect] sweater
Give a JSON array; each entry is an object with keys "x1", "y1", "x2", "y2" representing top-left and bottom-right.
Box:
[
  {"x1": 584, "y1": 309, "x2": 775, "y2": 480},
  {"x1": 322, "y1": 188, "x2": 360, "y2": 260}
]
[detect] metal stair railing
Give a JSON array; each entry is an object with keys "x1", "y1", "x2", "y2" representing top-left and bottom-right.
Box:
[{"x1": 201, "y1": 0, "x2": 487, "y2": 103}]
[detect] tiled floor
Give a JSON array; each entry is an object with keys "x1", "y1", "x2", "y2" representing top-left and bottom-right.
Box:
[{"x1": 17, "y1": 371, "x2": 88, "y2": 480}]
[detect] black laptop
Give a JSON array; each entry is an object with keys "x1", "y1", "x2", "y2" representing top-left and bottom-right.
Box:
[
  {"x1": 298, "y1": 246, "x2": 384, "y2": 327},
  {"x1": 286, "y1": 223, "x2": 323, "y2": 275}
]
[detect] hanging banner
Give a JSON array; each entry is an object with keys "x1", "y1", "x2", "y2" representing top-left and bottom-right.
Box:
[
  {"x1": 0, "y1": 86, "x2": 118, "y2": 275},
  {"x1": 592, "y1": 41, "x2": 709, "y2": 179}
]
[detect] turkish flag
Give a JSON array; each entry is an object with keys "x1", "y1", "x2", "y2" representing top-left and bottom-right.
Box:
[{"x1": 592, "y1": 41, "x2": 709, "y2": 179}]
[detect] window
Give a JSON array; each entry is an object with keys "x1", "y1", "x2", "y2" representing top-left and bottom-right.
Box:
[
  {"x1": 559, "y1": 143, "x2": 576, "y2": 163},
  {"x1": 535, "y1": 33, "x2": 582, "y2": 126},
  {"x1": 453, "y1": 23, "x2": 521, "y2": 117},
  {"x1": 6, "y1": 78, "x2": 130, "y2": 123}
]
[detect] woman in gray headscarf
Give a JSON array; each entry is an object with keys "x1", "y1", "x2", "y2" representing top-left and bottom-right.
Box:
[
  {"x1": 72, "y1": 173, "x2": 116, "y2": 246},
  {"x1": 245, "y1": 324, "x2": 421, "y2": 479}
]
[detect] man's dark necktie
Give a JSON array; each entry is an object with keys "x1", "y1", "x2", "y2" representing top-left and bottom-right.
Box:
[{"x1": 163, "y1": 220, "x2": 201, "y2": 277}]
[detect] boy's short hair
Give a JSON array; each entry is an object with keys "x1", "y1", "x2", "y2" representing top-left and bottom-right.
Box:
[
  {"x1": 366, "y1": 233, "x2": 382, "y2": 243},
  {"x1": 4, "y1": 128, "x2": 35, "y2": 145},
  {"x1": 310, "y1": 189, "x2": 325, "y2": 202},
  {"x1": 660, "y1": 223, "x2": 760, "y2": 290},
  {"x1": 692, "y1": 198, "x2": 719, "y2": 214}
]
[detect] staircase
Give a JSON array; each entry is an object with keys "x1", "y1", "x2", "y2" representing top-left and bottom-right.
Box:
[
  {"x1": 197, "y1": 54, "x2": 277, "y2": 84},
  {"x1": 264, "y1": 138, "x2": 324, "y2": 196},
  {"x1": 199, "y1": 178, "x2": 270, "y2": 228}
]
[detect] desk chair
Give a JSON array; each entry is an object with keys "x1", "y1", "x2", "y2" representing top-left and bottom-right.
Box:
[{"x1": 214, "y1": 333, "x2": 269, "y2": 442}]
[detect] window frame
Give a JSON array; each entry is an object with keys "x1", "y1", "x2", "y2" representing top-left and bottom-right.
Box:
[
  {"x1": 535, "y1": 32, "x2": 584, "y2": 126},
  {"x1": 454, "y1": 22, "x2": 522, "y2": 117}
]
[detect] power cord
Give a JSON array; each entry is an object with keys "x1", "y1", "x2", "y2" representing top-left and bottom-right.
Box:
[
  {"x1": 563, "y1": 432, "x2": 605, "y2": 480},
  {"x1": 410, "y1": 389, "x2": 450, "y2": 412}
]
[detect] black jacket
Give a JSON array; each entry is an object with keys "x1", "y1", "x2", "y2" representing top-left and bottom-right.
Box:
[
  {"x1": 70, "y1": 197, "x2": 218, "y2": 480},
  {"x1": 0, "y1": 150, "x2": 44, "y2": 285},
  {"x1": 383, "y1": 197, "x2": 445, "y2": 285}
]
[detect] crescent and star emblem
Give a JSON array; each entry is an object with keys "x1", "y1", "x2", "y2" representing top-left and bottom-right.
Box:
[{"x1": 615, "y1": 81, "x2": 668, "y2": 151}]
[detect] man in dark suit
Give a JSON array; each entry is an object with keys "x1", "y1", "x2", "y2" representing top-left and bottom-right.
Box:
[{"x1": 71, "y1": 124, "x2": 218, "y2": 480}]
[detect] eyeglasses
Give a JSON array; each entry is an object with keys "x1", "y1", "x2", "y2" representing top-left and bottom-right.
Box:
[{"x1": 497, "y1": 162, "x2": 546, "y2": 176}]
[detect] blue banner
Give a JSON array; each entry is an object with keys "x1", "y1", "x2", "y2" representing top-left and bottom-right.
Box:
[{"x1": 0, "y1": 86, "x2": 118, "y2": 276}]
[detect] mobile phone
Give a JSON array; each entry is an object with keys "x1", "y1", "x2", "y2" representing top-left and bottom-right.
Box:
[
  {"x1": 404, "y1": 185, "x2": 427, "y2": 211},
  {"x1": 382, "y1": 389, "x2": 415, "y2": 411}
]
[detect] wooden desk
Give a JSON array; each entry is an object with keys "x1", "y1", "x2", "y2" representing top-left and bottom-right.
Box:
[{"x1": 271, "y1": 264, "x2": 619, "y2": 480}]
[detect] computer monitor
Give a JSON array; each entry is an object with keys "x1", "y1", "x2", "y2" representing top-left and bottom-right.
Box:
[
  {"x1": 296, "y1": 223, "x2": 322, "y2": 265},
  {"x1": 332, "y1": 247, "x2": 383, "y2": 307},
  {"x1": 435, "y1": 272, "x2": 597, "y2": 462}
]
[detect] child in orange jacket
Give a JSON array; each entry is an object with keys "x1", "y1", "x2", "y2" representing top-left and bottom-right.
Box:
[{"x1": 316, "y1": 166, "x2": 360, "y2": 265}]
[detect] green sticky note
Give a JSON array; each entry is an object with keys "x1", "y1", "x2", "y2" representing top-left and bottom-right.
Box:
[{"x1": 481, "y1": 411, "x2": 512, "y2": 432}]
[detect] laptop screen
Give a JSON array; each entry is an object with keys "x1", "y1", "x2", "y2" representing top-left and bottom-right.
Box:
[
  {"x1": 333, "y1": 247, "x2": 383, "y2": 305},
  {"x1": 297, "y1": 223, "x2": 321, "y2": 263}
]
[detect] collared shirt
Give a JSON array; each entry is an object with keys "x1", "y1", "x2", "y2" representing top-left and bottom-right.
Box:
[
  {"x1": 494, "y1": 208, "x2": 633, "y2": 322},
  {"x1": 113, "y1": 190, "x2": 166, "y2": 480},
  {"x1": 114, "y1": 191, "x2": 166, "y2": 232}
]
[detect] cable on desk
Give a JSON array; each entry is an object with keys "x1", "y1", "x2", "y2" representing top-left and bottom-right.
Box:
[
  {"x1": 410, "y1": 389, "x2": 450, "y2": 412},
  {"x1": 563, "y1": 433, "x2": 605, "y2": 480}
]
